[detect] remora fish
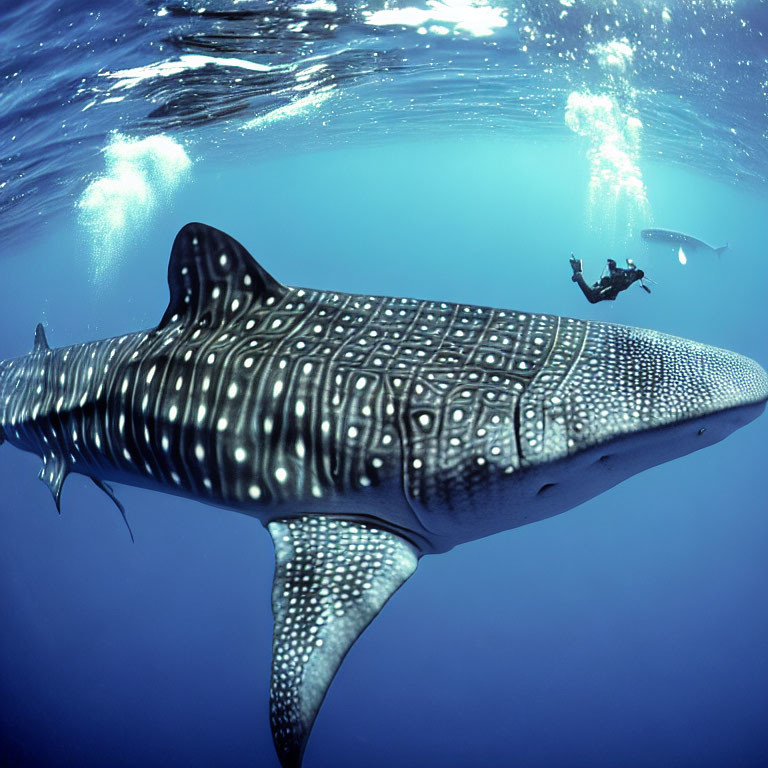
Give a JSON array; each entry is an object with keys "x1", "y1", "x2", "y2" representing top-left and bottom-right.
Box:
[
  {"x1": 1, "y1": 223, "x2": 766, "y2": 768},
  {"x1": 641, "y1": 227, "x2": 728, "y2": 256}
]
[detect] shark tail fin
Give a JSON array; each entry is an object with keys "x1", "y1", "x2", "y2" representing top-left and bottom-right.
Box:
[
  {"x1": 715, "y1": 245, "x2": 728, "y2": 257},
  {"x1": 267, "y1": 516, "x2": 418, "y2": 768}
]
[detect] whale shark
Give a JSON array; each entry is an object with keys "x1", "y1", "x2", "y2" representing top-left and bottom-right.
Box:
[
  {"x1": 640, "y1": 228, "x2": 728, "y2": 257},
  {"x1": 1, "y1": 223, "x2": 766, "y2": 768}
]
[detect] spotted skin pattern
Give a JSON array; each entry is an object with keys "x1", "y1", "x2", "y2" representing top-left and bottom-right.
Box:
[
  {"x1": 0, "y1": 223, "x2": 766, "y2": 768},
  {"x1": 269, "y1": 517, "x2": 417, "y2": 768}
]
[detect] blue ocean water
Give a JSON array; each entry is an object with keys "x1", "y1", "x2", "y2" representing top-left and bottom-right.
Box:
[{"x1": 1, "y1": 1, "x2": 767, "y2": 766}]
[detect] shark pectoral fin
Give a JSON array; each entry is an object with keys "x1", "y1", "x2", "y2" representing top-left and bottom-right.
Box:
[
  {"x1": 267, "y1": 516, "x2": 419, "y2": 768},
  {"x1": 33, "y1": 323, "x2": 50, "y2": 353},
  {"x1": 38, "y1": 455, "x2": 67, "y2": 512},
  {"x1": 158, "y1": 222, "x2": 287, "y2": 331}
]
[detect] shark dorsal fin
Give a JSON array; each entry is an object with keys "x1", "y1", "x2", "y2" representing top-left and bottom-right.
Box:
[
  {"x1": 33, "y1": 323, "x2": 50, "y2": 352},
  {"x1": 267, "y1": 516, "x2": 418, "y2": 768},
  {"x1": 158, "y1": 222, "x2": 286, "y2": 330}
]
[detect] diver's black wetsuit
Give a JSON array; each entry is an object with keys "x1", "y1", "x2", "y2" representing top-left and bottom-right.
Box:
[{"x1": 570, "y1": 256, "x2": 649, "y2": 304}]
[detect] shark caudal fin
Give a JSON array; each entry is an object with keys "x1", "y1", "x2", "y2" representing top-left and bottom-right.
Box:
[
  {"x1": 267, "y1": 516, "x2": 418, "y2": 768},
  {"x1": 714, "y1": 245, "x2": 728, "y2": 257}
]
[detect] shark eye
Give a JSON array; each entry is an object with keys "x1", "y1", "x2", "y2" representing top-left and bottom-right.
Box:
[
  {"x1": 537, "y1": 483, "x2": 557, "y2": 496},
  {"x1": 698, "y1": 427, "x2": 706, "y2": 436}
]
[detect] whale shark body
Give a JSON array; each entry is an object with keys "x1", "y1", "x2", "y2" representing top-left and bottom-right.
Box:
[
  {"x1": 1, "y1": 223, "x2": 766, "y2": 767},
  {"x1": 640, "y1": 227, "x2": 728, "y2": 257}
]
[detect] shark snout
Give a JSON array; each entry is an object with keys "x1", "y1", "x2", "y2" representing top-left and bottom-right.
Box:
[
  {"x1": 635, "y1": 330, "x2": 768, "y2": 418},
  {"x1": 562, "y1": 324, "x2": 768, "y2": 454},
  {"x1": 688, "y1": 343, "x2": 768, "y2": 440},
  {"x1": 708, "y1": 346, "x2": 768, "y2": 408}
]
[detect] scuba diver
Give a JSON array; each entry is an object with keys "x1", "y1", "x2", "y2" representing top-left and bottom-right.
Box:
[{"x1": 570, "y1": 254, "x2": 651, "y2": 304}]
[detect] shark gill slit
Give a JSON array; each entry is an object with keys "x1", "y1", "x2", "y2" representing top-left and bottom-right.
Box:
[
  {"x1": 395, "y1": 360, "x2": 439, "y2": 537},
  {"x1": 312, "y1": 293, "x2": 348, "y2": 494},
  {"x1": 557, "y1": 318, "x2": 590, "y2": 457},
  {"x1": 512, "y1": 394, "x2": 523, "y2": 465},
  {"x1": 306, "y1": 308, "x2": 334, "y2": 495}
]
